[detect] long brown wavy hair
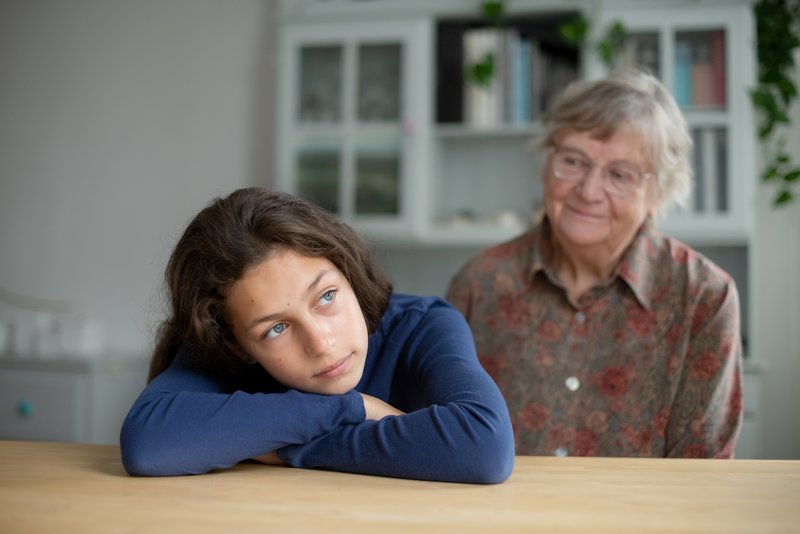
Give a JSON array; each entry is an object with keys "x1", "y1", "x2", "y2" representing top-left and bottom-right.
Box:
[{"x1": 148, "y1": 187, "x2": 393, "y2": 381}]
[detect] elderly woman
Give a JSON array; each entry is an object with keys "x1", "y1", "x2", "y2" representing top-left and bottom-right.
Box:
[{"x1": 446, "y1": 69, "x2": 743, "y2": 458}]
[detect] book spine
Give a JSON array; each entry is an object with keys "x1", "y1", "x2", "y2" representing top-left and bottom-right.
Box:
[
  {"x1": 674, "y1": 40, "x2": 693, "y2": 108},
  {"x1": 711, "y1": 30, "x2": 726, "y2": 108}
]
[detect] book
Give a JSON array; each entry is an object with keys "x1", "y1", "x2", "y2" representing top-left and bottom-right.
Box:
[
  {"x1": 512, "y1": 37, "x2": 532, "y2": 124},
  {"x1": 673, "y1": 40, "x2": 693, "y2": 108},
  {"x1": 692, "y1": 40, "x2": 714, "y2": 107},
  {"x1": 710, "y1": 30, "x2": 726, "y2": 108}
]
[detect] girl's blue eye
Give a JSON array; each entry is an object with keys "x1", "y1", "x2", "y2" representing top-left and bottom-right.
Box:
[
  {"x1": 321, "y1": 289, "x2": 336, "y2": 303},
  {"x1": 264, "y1": 322, "x2": 286, "y2": 339}
]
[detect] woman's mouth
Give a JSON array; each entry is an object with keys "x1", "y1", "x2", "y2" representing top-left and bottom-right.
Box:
[{"x1": 315, "y1": 355, "x2": 352, "y2": 378}]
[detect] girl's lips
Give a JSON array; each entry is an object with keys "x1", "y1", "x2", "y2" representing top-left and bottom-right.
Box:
[{"x1": 315, "y1": 355, "x2": 352, "y2": 378}]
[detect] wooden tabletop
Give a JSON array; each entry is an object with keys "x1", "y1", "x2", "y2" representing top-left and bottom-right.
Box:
[{"x1": 1, "y1": 440, "x2": 798, "y2": 533}]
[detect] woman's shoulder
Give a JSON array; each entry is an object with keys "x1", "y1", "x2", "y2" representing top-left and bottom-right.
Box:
[
  {"x1": 452, "y1": 230, "x2": 536, "y2": 281},
  {"x1": 646, "y1": 228, "x2": 736, "y2": 291}
]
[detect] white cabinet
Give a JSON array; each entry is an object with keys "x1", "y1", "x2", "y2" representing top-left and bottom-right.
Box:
[
  {"x1": 0, "y1": 354, "x2": 148, "y2": 444},
  {"x1": 277, "y1": 17, "x2": 433, "y2": 241}
]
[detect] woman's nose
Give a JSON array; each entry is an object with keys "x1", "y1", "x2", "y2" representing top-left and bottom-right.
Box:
[{"x1": 576, "y1": 165, "x2": 606, "y2": 199}]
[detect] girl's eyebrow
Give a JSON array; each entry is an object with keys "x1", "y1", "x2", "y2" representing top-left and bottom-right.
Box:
[{"x1": 247, "y1": 269, "x2": 334, "y2": 330}]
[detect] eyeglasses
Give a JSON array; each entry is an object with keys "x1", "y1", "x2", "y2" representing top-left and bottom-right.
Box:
[{"x1": 550, "y1": 147, "x2": 652, "y2": 197}]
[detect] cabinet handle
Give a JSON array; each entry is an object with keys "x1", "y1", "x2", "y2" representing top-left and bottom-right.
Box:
[{"x1": 16, "y1": 399, "x2": 34, "y2": 418}]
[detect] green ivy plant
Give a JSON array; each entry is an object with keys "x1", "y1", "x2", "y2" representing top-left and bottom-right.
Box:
[{"x1": 750, "y1": 0, "x2": 800, "y2": 206}]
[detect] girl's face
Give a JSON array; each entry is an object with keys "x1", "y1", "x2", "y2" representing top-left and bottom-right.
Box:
[{"x1": 225, "y1": 248, "x2": 369, "y2": 395}]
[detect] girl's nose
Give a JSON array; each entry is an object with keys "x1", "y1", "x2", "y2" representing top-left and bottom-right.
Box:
[{"x1": 304, "y1": 321, "x2": 334, "y2": 357}]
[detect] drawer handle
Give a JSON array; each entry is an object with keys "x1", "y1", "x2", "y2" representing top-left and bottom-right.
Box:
[{"x1": 16, "y1": 400, "x2": 34, "y2": 418}]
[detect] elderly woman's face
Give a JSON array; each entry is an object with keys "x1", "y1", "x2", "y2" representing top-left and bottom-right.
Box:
[{"x1": 543, "y1": 129, "x2": 659, "y2": 258}]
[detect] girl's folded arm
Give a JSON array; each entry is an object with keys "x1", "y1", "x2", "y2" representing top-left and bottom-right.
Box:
[{"x1": 120, "y1": 355, "x2": 364, "y2": 477}]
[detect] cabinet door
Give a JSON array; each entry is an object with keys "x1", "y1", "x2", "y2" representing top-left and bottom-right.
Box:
[
  {"x1": 588, "y1": 6, "x2": 756, "y2": 245},
  {"x1": 0, "y1": 369, "x2": 87, "y2": 442},
  {"x1": 278, "y1": 20, "x2": 431, "y2": 240}
]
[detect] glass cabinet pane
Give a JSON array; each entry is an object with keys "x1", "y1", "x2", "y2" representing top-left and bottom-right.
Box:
[
  {"x1": 621, "y1": 32, "x2": 660, "y2": 77},
  {"x1": 355, "y1": 136, "x2": 401, "y2": 215},
  {"x1": 295, "y1": 140, "x2": 341, "y2": 213},
  {"x1": 357, "y1": 43, "x2": 402, "y2": 122},
  {"x1": 673, "y1": 29, "x2": 726, "y2": 110},
  {"x1": 298, "y1": 45, "x2": 343, "y2": 123}
]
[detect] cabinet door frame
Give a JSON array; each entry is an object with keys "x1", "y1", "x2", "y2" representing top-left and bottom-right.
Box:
[{"x1": 277, "y1": 18, "x2": 433, "y2": 241}]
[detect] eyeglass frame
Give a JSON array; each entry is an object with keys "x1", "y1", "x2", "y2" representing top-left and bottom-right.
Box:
[{"x1": 548, "y1": 145, "x2": 654, "y2": 198}]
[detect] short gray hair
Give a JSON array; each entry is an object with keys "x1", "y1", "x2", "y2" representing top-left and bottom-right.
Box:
[{"x1": 537, "y1": 69, "x2": 693, "y2": 216}]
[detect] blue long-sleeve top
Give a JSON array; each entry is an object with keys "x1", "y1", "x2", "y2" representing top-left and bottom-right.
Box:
[{"x1": 120, "y1": 294, "x2": 515, "y2": 484}]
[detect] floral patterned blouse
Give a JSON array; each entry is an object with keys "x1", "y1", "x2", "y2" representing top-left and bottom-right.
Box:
[{"x1": 446, "y1": 217, "x2": 743, "y2": 458}]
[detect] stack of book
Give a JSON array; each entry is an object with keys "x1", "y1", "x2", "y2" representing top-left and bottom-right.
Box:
[
  {"x1": 673, "y1": 30, "x2": 726, "y2": 110},
  {"x1": 462, "y1": 28, "x2": 577, "y2": 127}
]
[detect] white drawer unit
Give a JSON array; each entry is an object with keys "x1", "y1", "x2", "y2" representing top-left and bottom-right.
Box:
[{"x1": 0, "y1": 354, "x2": 148, "y2": 444}]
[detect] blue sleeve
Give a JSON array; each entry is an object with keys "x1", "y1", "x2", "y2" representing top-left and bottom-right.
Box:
[
  {"x1": 276, "y1": 305, "x2": 516, "y2": 484},
  {"x1": 119, "y1": 351, "x2": 365, "y2": 476}
]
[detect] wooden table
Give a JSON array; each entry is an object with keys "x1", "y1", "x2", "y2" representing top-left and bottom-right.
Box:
[{"x1": 1, "y1": 441, "x2": 797, "y2": 533}]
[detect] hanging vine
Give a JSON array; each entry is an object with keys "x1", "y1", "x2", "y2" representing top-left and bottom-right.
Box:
[{"x1": 750, "y1": 0, "x2": 800, "y2": 206}]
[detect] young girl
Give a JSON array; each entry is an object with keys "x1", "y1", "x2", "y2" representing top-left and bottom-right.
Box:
[{"x1": 120, "y1": 187, "x2": 515, "y2": 483}]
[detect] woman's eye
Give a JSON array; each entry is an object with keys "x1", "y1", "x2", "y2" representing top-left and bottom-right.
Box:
[
  {"x1": 264, "y1": 322, "x2": 287, "y2": 339},
  {"x1": 610, "y1": 168, "x2": 637, "y2": 184}
]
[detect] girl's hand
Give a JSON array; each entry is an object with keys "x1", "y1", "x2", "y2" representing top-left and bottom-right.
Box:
[
  {"x1": 251, "y1": 451, "x2": 284, "y2": 465},
  {"x1": 359, "y1": 392, "x2": 405, "y2": 421}
]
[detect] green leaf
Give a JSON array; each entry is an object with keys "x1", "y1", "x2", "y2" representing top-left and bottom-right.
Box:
[
  {"x1": 763, "y1": 166, "x2": 780, "y2": 181},
  {"x1": 598, "y1": 40, "x2": 615, "y2": 66},
  {"x1": 784, "y1": 169, "x2": 800, "y2": 182},
  {"x1": 481, "y1": 1, "x2": 505, "y2": 25},
  {"x1": 464, "y1": 53, "x2": 495, "y2": 87},
  {"x1": 774, "y1": 190, "x2": 794, "y2": 205},
  {"x1": 558, "y1": 16, "x2": 589, "y2": 46}
]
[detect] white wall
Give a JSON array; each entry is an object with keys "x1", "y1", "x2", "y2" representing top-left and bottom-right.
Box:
[
  {"x1": 753, "y1": 48, "x2": 800, "y2": 460},
  {"x1": 0, "y1": 0, "x2": 277, "y2": 355}
]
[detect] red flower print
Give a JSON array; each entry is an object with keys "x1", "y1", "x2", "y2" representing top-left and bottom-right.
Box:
[
  {"x1": 671, "y1": 247, "x2": 690, "y2": 265},
  {"x1": 682, "y1": 445, "x2": 708, "y2": 458},
  {"x1": 478, "y1": 356, "x2": 503, "y2": 381},
  {"x1": 622, "y1": 425, "x2": 653, "y2": 450},
  {"x1": 533, "y1": 346, "x2": 555, "y2": 369},
  {"x1": 592, "y1": 367, "x2": 631, "y2": 398},
  {"x1": 547, "y1": 427, "x2": 574, "y2": 450},
  {"x1": 499, "y1": 295, "x2": 530, "y2": 327},
  {"x1": 584, "y1": 410, "x2": 609, "y2": 433},
  {"x1": 665, "y1": 324, "x2": 683, "y2": 344},
  {"x1": 690, "y1": 303, "x2": 711, "y2": 334},
  {"x1": 520, "y1": 403, "x2": 550, "y2": 431},
  {"x1": 654, "y1": 408, "x2": 670, "y2": 437},
  {"x1": 689, "y1": 352, "x2": 721, "y2": 381},
  {"x1": 573, "y1": 429, "x2": 600, "y2": 456},
  {"x1": 536, "y1": 320, "x2": 561, "y2": 342},
  {"x1": 626, "y1": 305, "x2": 653, "y2": 336}
]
